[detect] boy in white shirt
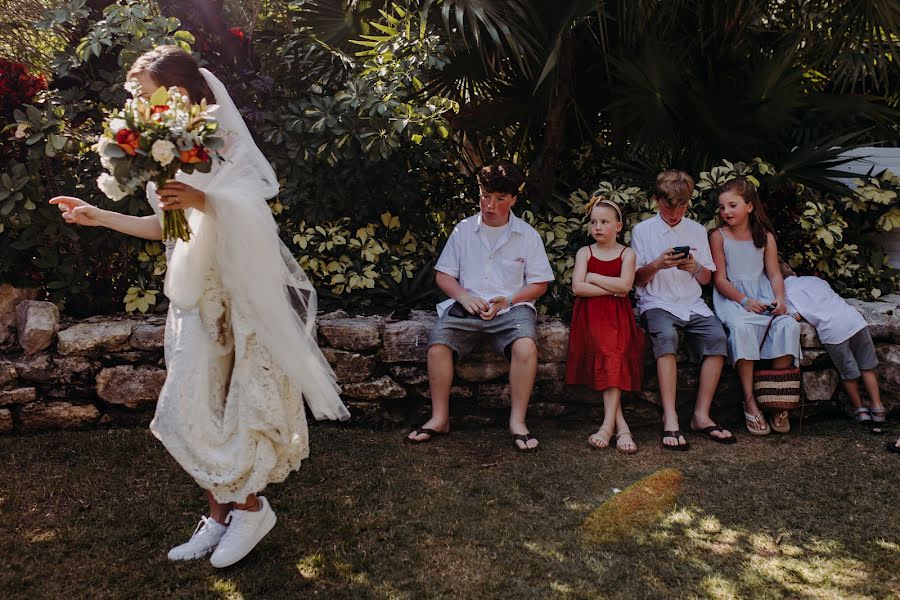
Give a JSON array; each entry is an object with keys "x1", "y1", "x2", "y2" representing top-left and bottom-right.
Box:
[
  {"x1": 406, "y1": 162, "x2": 554, "y2": 452},
  {"x1": 780, "y1": 263, "x2": 886, "y2": 423},
  {"x1": 631, "y1": 170, "x2": 734, "y2": 449}
]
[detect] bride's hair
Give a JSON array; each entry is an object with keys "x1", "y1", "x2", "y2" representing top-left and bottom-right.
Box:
[{"x1": 128, "y1": 46, "x2": 215, "y2": 104}]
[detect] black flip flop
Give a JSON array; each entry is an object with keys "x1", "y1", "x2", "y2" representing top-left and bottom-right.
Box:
[
  {"x1": 405, "y1": 427, "x2": 448, "y2": 445},
  {"x1": 691, "y1": 425, "x2": 737, "y2": 445},
  {"x1": 661, "y1": 430, "x2": 690, "y2": 451},
  {"x1": 512, "y1": 433, "x2": 539, "y2": 453},
  {"x1": 886, "y1": 442, "x2": 900, "y2": 454}
]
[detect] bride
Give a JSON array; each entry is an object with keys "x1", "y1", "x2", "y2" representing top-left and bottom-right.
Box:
[{"x1": 50, "y1": 45, "x2": 349, "y2": 568}]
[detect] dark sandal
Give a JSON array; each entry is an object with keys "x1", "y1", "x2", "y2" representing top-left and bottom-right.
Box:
[
  {"x1": 661, "y1": 430, "x2": 690, "y2": 451},
  {"x1": 512, "y1": 433, "x2": 539, "y2": 453},
  {"x1": 405, "y1": 427, "x2": 448, "y2": 445},
  {"x1": 690, "y1": 425, "x2": 737, "y2": 445},
  {"x1": 886, "y1": 442, "x2": 900, "y2": 455}
]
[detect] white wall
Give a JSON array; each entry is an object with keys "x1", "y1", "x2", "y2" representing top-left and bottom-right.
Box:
[{"x1": 838, "y1": 147, "x2": 900, "y2": 268}]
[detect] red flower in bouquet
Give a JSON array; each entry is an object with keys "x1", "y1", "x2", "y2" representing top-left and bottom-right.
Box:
[
  {"x1": 179, "y1": 145, "x2": 209, "y2": 164},
  {"x1": 151, "y1": 105, "x2": 169, "y2": 114},
  {"x1": 115, "y1": 129, "x2": 140, "y2": 156}
]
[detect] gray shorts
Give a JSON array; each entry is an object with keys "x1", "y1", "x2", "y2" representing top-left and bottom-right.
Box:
[
  {"x1": 429, "y1": 304, "x2": 538, "y2": 359},
  {"x1": 823, "y1": 328, "x2": 878, "y2": 380},
  {"x1": 641, "y1": 308, "x2": 728, "y2": 361}
]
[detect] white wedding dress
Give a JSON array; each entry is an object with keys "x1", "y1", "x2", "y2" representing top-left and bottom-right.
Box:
[{"x1": 147, "y1": 69, "x2": 349, "y2": 503}]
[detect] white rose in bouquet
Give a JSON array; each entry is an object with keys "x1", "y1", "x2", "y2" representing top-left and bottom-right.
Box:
[
  {"x1": 108, "y1": 118, "x2": 128, "y2": 133},
  {"x1": 150, "y1": 140, "x2": 177, "y2": 166},
  {"x1": 97, "y1": 173, "x2": 128, "y2": 201}
]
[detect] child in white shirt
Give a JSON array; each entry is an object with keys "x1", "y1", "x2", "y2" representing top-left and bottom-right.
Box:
[{"x1": 781, "y1": 263, "x2": 885, "y2": 423}]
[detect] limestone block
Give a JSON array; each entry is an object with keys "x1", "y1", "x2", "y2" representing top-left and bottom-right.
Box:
[
  {"x1": 318, "y1": 317, "x2": 381, "y2": 351},
  {"x1": 536, "y1": 362, "x2": 566, "y2": 381},
  {"x1": 389, "y1": 365, "x2": 428, "y2": 385},
  {"x1": 537, "y1": 318, "x2": 569, "y2": 363},
  {"x1": 12, "y1": 354, "x2": 52, "y2": 383},
  {"x1": 874, "y1": 344, "x2": 900, "y2": 411},
  {"x1": 800, "y1": 348, "x2": 826, "y2": 368},
  {"x1": 131, "y1": 323, "x2": 165, "y2": 350},
  {"x1": 799, "y1": 322, "x2": 822, "y2": 349},
  {"x1": 0, "y1": 361, "x2": 16, "y2": 385},
  {"x1": 53, "y1": 356, "x2": 101, "y2": 384},
  {"x1": 20, "y1": 402, "x2": 99, "y2": 431},
  {"x1": 0, "y1": 387, "x2": 36, "y2": 405},
  {"x1": 845, "y1": 296, "x2": 900, "y2": 342},
  {"x1": 802, "y1": 369, "x2": 839, "y2": 402},
  {"x1": 341, "y1": 376, "x2": 406, "y2": 400},
  {"x1": 96, "y1": 365, "x2": 166, "y2": 409},
  {"x1": 379, "y1": 317, "x2": 435, "y2": 363},
  {"x1": 477, "y1": 383, "x2": 511, "y2": 408},
  {"x1": 0, "y1": 284, "x2": 38, "y2": 345},
  {"x1": 0, "y1": 408, "x2": 11, "y2": 433},
  {"x1": 321, "y1": 348, "x2": 375, "y2": 383},
  {"x1": 455, "y1": 358, "x2": 509, "y2": 382},
  {"x1": 57, "y1": 320, "x2": 135, "y2": 354},
  {"x1": 16, "y1": 300, "x2": 59, "y2": 354}
]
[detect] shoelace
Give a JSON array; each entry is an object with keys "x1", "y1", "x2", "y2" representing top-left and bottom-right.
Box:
[{"x1": 190, "y1": 515, "x2": 219, "y2": 552}]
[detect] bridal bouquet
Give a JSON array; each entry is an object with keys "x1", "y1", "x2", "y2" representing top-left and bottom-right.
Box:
[{"x1": 94, "y1": 85, "x2": 223, "y2": 241}]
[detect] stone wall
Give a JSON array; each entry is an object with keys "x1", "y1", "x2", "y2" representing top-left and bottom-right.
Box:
[{"x1": 1, "y1": 282, "x2": 898, "y2": 433}]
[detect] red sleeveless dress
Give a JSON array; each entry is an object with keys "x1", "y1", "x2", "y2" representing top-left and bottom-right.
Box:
[{"x1": 565, "y1": 247, "x2": 646, "y2": 391}]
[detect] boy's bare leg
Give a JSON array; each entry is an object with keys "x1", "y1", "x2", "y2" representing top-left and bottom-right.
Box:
[
  {"x1": 509, "y1": 337, "x2": 539, "y2": 450},
  {"x1": 841, "y1": 378, "x2": 865, "y2": 410},
  {"x1": 408, "y1": 344, "x2": 453, "y2": 441},
  {"x1": 689, "y1": 355, "x2": 731, "y2": 439},
  {"x1": 657, "y1": 354, "x2": 686, "y2": 447},
  {"x1": 861, "y1": 370, "x2": 884, "y2": 412}
]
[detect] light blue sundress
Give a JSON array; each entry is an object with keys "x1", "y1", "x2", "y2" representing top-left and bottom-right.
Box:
[{"x1": 712, "y1": 228, "x2": 801, "y2": 366}]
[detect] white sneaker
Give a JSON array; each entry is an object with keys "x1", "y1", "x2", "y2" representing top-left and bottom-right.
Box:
[
  {"x1": 167, "y1": 516, "x2": 227, "y2": 561},
  {"x1": 209, "y1": 496, "x2": 276, "y2": 568}
]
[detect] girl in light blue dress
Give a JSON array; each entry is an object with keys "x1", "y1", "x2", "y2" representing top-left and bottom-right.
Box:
[{"x1": 710, "y1": 178, "x2": 800, "y2": 436}]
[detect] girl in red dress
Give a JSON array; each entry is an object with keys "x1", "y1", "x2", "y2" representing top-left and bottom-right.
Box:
[{"x1": 566, "y1": 195, "x2": 646, "y2": 453}]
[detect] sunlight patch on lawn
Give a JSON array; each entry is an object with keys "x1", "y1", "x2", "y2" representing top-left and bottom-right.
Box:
[
  {"x1": 296, "y1": 552, "x2": 326, "y2": 580},
  {"x1": 874, "y1": 539, "x2": 898, "y2": 552},
  {"x1": 524, "y1": 541, "x2": 565, "y2": 562},
  {"x1": 580, "y1": 468, "x2": 683, "y2": 545},
  {"x1": 209, "y1": 577, "x2": 244, "y2": 600},
  {"x1": 701, "y1": 575, "x2": 740, "y2": 599},
  {"x1": 26, "y1": 529, "x2": 56, "y2": 543}
]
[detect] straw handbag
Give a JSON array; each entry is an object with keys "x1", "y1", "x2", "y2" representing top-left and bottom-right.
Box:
[{"x1": 753, "y1": 316, "x2": 802, "y2": 411}]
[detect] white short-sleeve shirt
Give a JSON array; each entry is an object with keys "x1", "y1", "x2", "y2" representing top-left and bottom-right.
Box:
[
  {"x1": 784, "y1": 276, "x2": 868, "y2": 344},
  {"x1": 630, "y1": 213, "x2": 716, "y2": 320},
  {"x1": 434, "y1": 211, "x2": 554, "y2": 317}
]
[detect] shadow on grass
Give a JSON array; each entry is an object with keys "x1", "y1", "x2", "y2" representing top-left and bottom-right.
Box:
[{"x1": 0, "y1": 419, "x2": 897, "y2": 599}]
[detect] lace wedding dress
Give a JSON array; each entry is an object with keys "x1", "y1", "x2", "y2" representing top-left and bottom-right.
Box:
[{"x1": 147, "y1": 69, "x2": 349, "y2": 503}]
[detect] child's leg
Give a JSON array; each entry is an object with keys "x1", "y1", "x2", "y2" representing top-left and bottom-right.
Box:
[
  {"x1": 613, "y1": 400, "x2": 637, "y2": 452},
  {"x1": 736, "y1": 359, "x2": 767, "y2": 433},
  {"x1": 841, "y1": 378, "x2": 865, "y2": 410},
  {"x1": 690, "y1": 355, "x2": 732, "y2": 439},
  {"x1": 771, "y1": 355, "x2": 793, "y2": 369},
  {"x1": 408, "y1": 344, "x2": 454, "y2": 441},
  {"x1": 233, "y1": 493, "x2": 261, "y2": 512},
  {"x1": 588, "y1": 387, "x2": 619, "y2": 448},
  {"x1": 657, "y1": 354, "x2": 685, "y2": 446},
  {"x1": 861, "y1": 370, "x2": 884, "y2": 411},
  {"x1": 508, "y1": 337, "x2": 539, "y2": 450}
]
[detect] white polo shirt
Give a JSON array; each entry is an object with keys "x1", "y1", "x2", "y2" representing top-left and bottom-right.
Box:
[
  {"x1": 434, "y1": 211, "x2": 554, "y2": 317},
  {"x1": 630, "y1": 213, "x2": 716, "y2": 320},
  {"x1": 784, "y1": 276, "x2": 868, "y2": 344}
]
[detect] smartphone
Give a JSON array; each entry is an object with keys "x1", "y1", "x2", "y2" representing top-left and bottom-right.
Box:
[{"x1": 672, "y1": 245, "x2": 691, "y2": 258}]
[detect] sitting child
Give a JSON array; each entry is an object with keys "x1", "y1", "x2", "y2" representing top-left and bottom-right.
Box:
[{"x1": 781, "y1": 263, "x2": 886, "y2": 423}]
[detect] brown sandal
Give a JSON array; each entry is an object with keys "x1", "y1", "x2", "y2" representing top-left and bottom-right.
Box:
[
  {"x1": 615, "y1": 431, "x2": 638, "y2": 454},
  {"x1": 587, "y1": 428, "x2": 613, "y2": 450}
]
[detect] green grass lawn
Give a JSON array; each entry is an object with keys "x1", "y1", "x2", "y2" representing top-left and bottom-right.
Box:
[{"x1": 1, "y1": 419, "x2": 898, "y2": 599}]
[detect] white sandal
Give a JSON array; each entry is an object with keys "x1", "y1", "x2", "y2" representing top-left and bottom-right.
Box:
[
  {"x1": 853, "y1": 407, "x2": 872, "y2": 423},
  {"x1": 744, "y1": 411, "x2": 771, "y2": 436}
]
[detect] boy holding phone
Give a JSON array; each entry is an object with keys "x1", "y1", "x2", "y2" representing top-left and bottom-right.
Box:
[{"x1": 631, "y1": 170, "x2": 734, "y2": 449}]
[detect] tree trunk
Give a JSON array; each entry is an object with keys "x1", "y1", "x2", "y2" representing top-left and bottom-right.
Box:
[{"x1": 529, "y1": 32, "x2": 574, "y2": 208}]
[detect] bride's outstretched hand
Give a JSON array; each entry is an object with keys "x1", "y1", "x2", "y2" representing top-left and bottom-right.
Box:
[{"x1": 49, "y1": 196, "x2": 102, "y2": 226}]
